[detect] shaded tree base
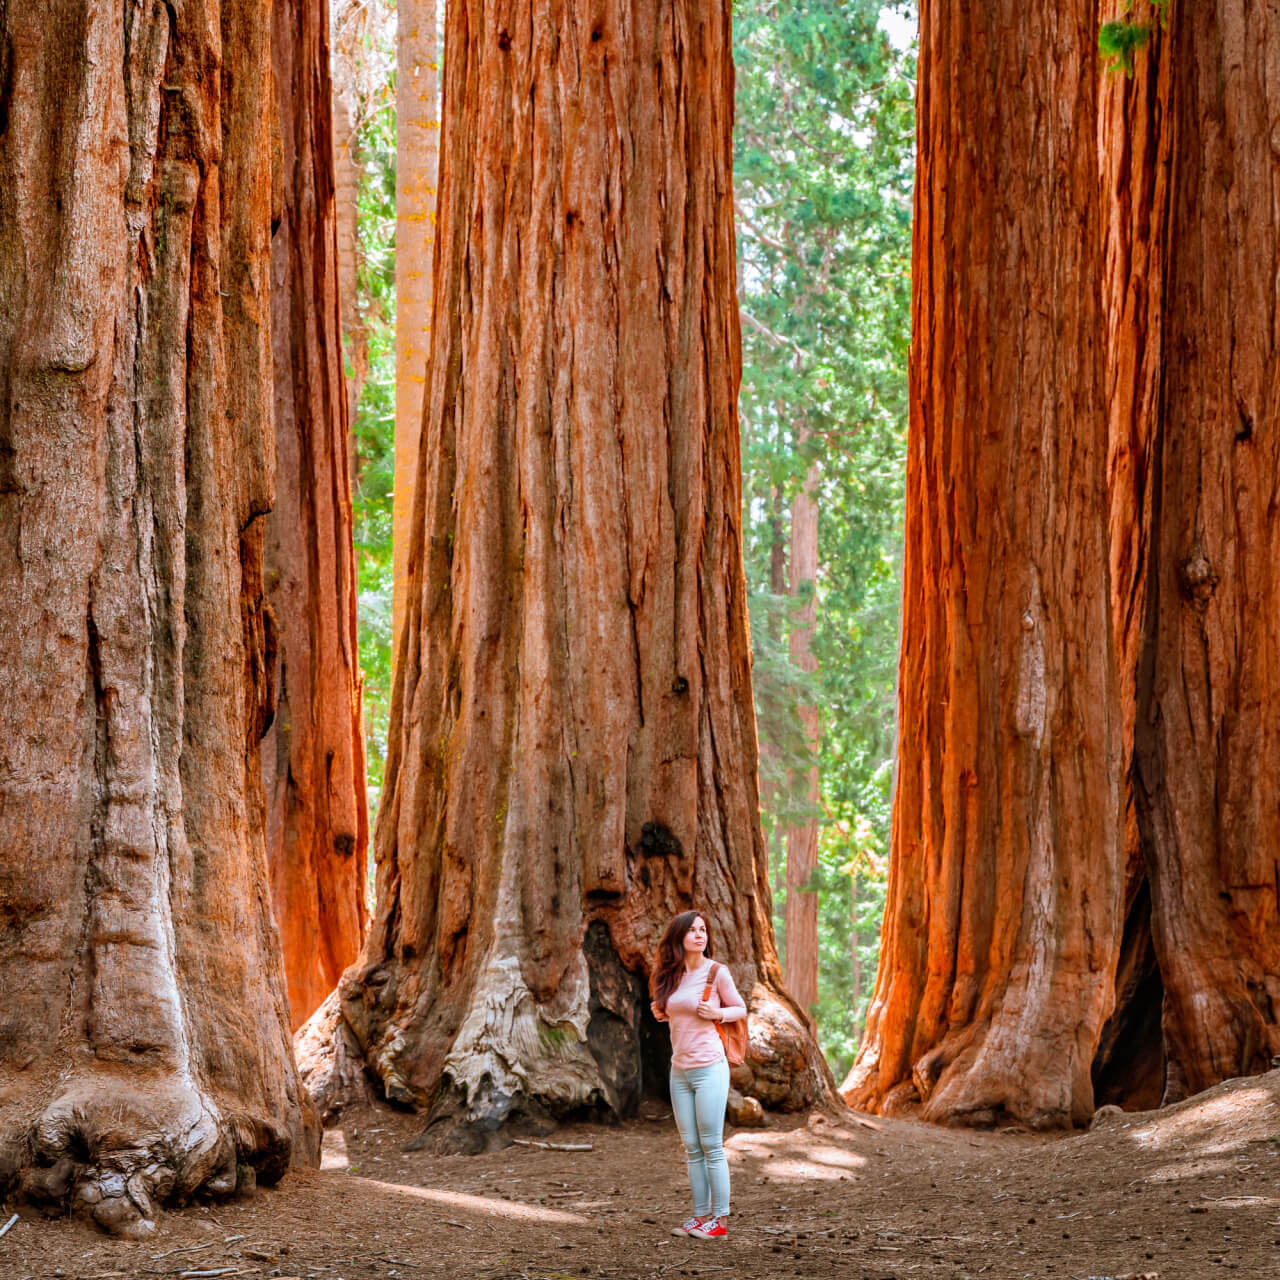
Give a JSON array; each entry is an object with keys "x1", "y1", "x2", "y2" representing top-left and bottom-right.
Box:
[
  {"x1": 298, "y1": 925, "x2": 834, "y2": 1148},
  {"x1": 403, "y1": 1093, "x2": 560, "y2": 1157}
]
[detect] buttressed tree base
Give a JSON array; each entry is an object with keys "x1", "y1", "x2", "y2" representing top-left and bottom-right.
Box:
[
  {"x1": 0, "y1": 0, "x2": 318, "y2": 1235},
  {"x1": 299, "y1": 0, "x2": 833, "y2": 1142}
]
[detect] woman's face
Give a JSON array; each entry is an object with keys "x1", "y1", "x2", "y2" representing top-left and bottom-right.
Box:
[{"x1": 682, "y1": 915, "x2": 708, "y2": 955}]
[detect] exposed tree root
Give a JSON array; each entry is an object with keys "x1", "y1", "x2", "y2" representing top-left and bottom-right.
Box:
[{"x1": 0, "y1": 1068, "x2": 304, "y2": 1238}]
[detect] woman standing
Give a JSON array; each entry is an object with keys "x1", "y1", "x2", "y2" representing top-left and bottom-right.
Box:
[{"x1": 650, "y1": 910, "x2": 748, "y2": 1240}]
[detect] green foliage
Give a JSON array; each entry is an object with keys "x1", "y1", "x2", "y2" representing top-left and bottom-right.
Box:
[
  {"x1": 1098, "y1": 20, "x2": 1151, "y2": 72},
  {"x1": 1099, "y1": 1, "x2": 1169, "y2": 74},
  {"x1": 734, "y1": 0, "x2": 915, "y2": 1078}
]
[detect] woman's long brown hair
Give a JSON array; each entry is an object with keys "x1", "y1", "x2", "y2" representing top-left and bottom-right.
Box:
[{"x1": 650, "y1": 910, "x2": 715, "y2": 1013}]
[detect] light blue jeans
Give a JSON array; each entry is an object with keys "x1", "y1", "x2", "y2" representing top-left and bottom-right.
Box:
[{"x1": 669, "y1": 1057, "x2": 730, "y2": 1218}]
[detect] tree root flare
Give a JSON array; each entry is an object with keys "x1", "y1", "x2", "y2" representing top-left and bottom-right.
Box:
[{"x1": 2, "y1": 1071, "x2": 294, "y2": 1237}]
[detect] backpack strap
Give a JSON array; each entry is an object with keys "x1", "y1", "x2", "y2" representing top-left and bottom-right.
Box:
[{"x1": 701, "y1": 961, "x2": 720, "y2": 1002}]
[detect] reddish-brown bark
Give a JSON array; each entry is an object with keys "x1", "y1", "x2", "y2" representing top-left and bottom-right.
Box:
[
  {"x1": 301, "y1": 0, "x2": 831, "y2": 1138},
  {"x1": 264, "y1": 0, "x2": 370, "y2": 1031},
  {"x1": 1093, "y1": 0, "x2": 1280, "y2": 1109},
  {"x1": 1125, "y1": 0, "x2": 1280, "y2": 1097},
  {"x1": 0, "y1": 0, "x2": 317, "y2": 1234},
  {"x1": 841, "y1": 0, "x2": 1124, "y2": 1128}
]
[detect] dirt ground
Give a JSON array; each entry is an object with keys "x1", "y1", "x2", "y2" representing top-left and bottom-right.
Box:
[{"x1": 3, "y1": 1070, "x2": 1279, "y2": 1280}]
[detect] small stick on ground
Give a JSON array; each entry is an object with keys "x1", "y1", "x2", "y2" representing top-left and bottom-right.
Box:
[
  {"x1": 152, "y1": 1242, "x2": 217, "y2": 1260},
  {"x1": 510, "y1": 1138, "x2": 593, "y2": 1152}
]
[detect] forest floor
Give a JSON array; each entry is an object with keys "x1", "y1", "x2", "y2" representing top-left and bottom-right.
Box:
[{"x1": 3, "y1": 1069, "x2": 1280, "y2": 1280}]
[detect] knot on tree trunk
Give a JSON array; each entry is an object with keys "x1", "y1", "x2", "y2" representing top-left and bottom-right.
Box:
[{"x1": 1178, "y1": 551, "x2": 1217, "y2": 608}]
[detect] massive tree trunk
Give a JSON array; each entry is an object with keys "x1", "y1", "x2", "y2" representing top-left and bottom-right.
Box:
[
  {"x1": 390, "y1": 0, "x2": 439, "y2": 660},
  {"x1": 264, "y1": 0, "x2": 370, "y2": 1031},
  {"x1": 1093, "y1": 0, "x2": 1280, "y2": 1110},
  {"x1": 783, "y1": 455, "x2": 821, "y2": 1017},
  {"x1": 1124, "y1": 0, "x2": 1280, "y2": 1098},
  {"x1": 1091, "y1": 0, "x2": 1174, "y2": 1112},
  {"x1": 841, "y1": 0, "x2": 1123, "y2": 1128},
  {"x1": 302, "y1": 0, "x2": 831, "y2": 1140},
  {"x1": 0, "y1": 0, "x2": 318, "y2": 1236}
]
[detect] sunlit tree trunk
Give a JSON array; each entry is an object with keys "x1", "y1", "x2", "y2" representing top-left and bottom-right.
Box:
[
  {"x1": 783, "y1": 454, "x2": 820, "y2": 1017},
  {"x1": 301, "y1": 0, "x2": 832, "y2": 1140},
  {"x1": 841, "y1": 0, "x2": 1123, "y2": 1128},
  {"x1": 264, "y1": 0, "x2": 371, "y2": 1031},
  {"x1": 0, "y1": 0, "x2": 317, "y2": 1234},
  {"x1": 330, "y1": 10, "x2": 368, "y2": 436},
  {"x1": 391, "y1": 0, "x2": 440, "y2": 660}
]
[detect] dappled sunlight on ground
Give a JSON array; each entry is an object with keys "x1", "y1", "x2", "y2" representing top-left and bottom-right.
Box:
[
  {"x1": 359, "y1": 1179, "x2": 591, "y2": 1225},
  {"x1": 728, "y1": 1129, "x2": 869, "y2": 1181},
  {"x1": 1112, "y1": 1080, "x2": 1279, "y2": 1154}
]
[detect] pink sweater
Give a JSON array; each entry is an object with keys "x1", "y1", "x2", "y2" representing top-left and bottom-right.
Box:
[{"x1": 659, "y1": 960, "x2": 747, "y2": 1069}]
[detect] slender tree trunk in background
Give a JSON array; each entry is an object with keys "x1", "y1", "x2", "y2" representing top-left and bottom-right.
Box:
[
  {"x1": 391, "y1": 0, "x2": 439, "y2": 662},
  {"x1": 0, "y1": 0, "x2": 318, "y2": 1234},
  {"x1": 1127, "y1": 0, "x2": 1280, "y2": 1098},
  {"x1": 330, "y1": 24, "x2": 368, "y2": 440},
  {"x1": 301, "y1": 0, "x2": 831, "y2": 1140},
  {"x1": 783, "y1": 456, "x2": 820, "y2": 1017},
  {"x1": 842, "y1": 0, "x2": 1123, "y2": 1128},
  {"x1": 850, "y1": 874, "x2": 861, "y2": 1032},
  {"x1": 758, "y1": 488, "x2": 788, "y2": 894},
  {"x1": 768, "y1": 492, "x2": 789, "y2": 601},
  {"x1": 265, "y1": 0, "x2": 371, "y2": 1032}
]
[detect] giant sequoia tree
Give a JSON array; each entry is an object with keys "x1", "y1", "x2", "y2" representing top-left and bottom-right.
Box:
[
  {"x1": 265, "y1": 0, "x2": 370, "y2": 1031},
  {"x1": 0, "y1": 0, "x2": 317, "y2": 1234},
  {"x1": 842, "y1": 0, "x2": 1124, "y2": 1128},
  {"x1": 302, "y1": 0, "x2": 831, "y2": 1136},
  {"x1": 848, "y1": 0, "x2": 1280, "y2": 1126},
  {"x1": 1099, "y1": 0, "x2": 1280, "y2": 1104}
]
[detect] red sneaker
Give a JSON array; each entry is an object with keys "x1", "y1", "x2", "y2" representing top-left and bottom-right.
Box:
[
  {"x1": 689, "y1": 1217, "x2": 727, "y2": 1239},
  {"x1": 672, "y1": 1216, "x2": 704, "y2": 1236}
]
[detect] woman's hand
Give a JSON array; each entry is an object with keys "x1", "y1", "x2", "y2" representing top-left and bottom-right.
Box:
[
  {"x1": 650, "y1": 1000, "x2": 668, "y2": 1022},
  {"x1": 695, "y1": 999, "x2": 720, "y2": 1021}
]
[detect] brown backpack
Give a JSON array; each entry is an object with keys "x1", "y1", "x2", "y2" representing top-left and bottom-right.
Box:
[{"x1": 702, "y1": 962, "x2": 748, "y2": 1066}]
